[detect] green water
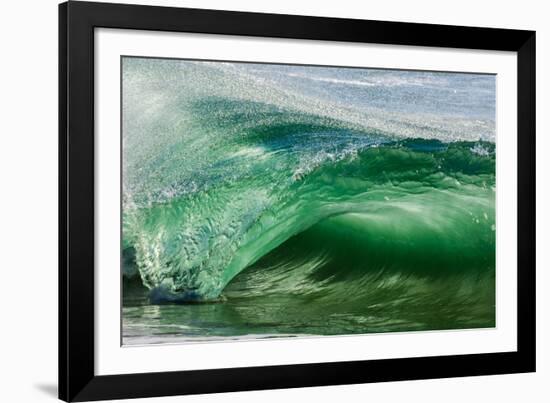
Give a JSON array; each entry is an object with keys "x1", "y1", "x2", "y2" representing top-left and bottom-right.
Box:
[{"x1": 121, "y1": 58, "x2": 496, "y2": 344}]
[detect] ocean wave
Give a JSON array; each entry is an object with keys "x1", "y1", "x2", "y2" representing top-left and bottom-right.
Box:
[
  {"x1": 123, "y1": 136, "x2": 495, "y2": 301},
  {"x1": 121, "y1": 57, "x2": 496, "y2": 304}
]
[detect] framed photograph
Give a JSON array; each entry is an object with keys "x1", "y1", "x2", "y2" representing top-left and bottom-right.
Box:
[{"x1": 59, "y1": 1, "x2": 535, "y2": 401}]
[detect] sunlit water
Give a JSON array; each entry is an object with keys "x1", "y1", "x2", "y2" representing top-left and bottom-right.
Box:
[{"x1": 122, "y1": 58, "x2": 496, "y2": 345}]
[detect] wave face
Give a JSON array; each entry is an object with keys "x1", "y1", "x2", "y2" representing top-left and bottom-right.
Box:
[{"x1": 122, "y1": 57, "x2": 496, "y2": 341}]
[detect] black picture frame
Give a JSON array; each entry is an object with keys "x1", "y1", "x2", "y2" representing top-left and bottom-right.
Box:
[{"x1": 59, "y1": 1, "x2": 536, "y2": 401}]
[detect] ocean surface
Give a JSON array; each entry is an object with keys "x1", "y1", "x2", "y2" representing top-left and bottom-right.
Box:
[{"x1": 121, "y1": 57, "x2": 496, "y2": 345}]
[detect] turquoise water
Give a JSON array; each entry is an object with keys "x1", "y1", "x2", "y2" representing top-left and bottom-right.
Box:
[{"x1": 121, "y1": 58, "x2": 496, "y2": 345}]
